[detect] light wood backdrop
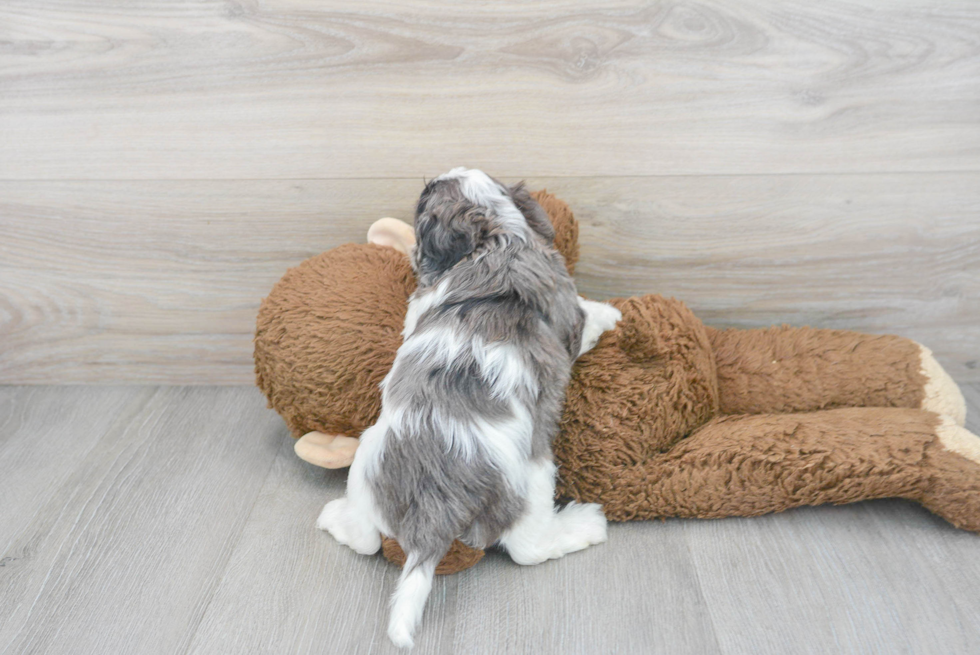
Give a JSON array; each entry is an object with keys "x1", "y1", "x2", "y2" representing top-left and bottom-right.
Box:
[{"x1": 1, "y1": 1, "x2": 978, "y2": 383}]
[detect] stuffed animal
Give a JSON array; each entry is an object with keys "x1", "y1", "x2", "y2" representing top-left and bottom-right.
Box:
[{"x1": 254, "y1": 191, "x2": 979, "y2": 575}]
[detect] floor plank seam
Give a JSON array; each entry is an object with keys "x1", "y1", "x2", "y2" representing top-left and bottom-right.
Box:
[
  {"x1": 1, "y1": 388, "x2": 161, "y2": 655},
  {"x1": 682, "y1": 526, "x2": 727, "y2": 655},
  {"x1": 178, "y1": 430, "x2": 290, "y2": 655}
]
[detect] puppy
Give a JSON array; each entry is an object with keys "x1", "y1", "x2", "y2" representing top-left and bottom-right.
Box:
[{"x1": 317, "y1": 168, "x2": 622, "y2": 648}]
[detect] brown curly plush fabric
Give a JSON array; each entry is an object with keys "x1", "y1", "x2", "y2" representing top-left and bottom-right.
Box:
[
  {"x1": 708, "y1": 326, "x2": 927, "y2": 415},
  {"x1": 255, "y1": 188, "x2": 979, "y2": 575},
  {"x1": 255, "y1": 243, "x2": 416, "y2": 438},
  {"x1": 382, "y1": 536, "x2": 484, "y2": 575},
  {"x1": 558, "y1": 401, "x2": 976, "y2": 530},
  {"x1": 532, "y1": 190, "x2": 579, "y2": 275},
  {"x1": 550, "y1": 298, "x2": 962, "y2": 523}
]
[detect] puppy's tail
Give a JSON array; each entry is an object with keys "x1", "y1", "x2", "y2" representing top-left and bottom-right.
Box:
[{"x1": 387, "y1": 542, "x2": 451, "y2": 649}]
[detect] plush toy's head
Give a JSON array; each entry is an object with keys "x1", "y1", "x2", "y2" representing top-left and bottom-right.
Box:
[{"x1": 254, "y1": 190, "x2": 580, "y2": 443}]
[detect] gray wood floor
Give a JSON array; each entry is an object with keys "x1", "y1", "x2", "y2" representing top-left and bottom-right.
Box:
[{"x1": 2, "y1": 385, "x2": 979, "y2": 655}]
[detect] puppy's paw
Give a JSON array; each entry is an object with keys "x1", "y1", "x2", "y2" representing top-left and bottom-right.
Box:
[
  {"x1": 556, "y1": 502, "x2": 608, "y2": 554},
  {"x1": 317, "y1": 498, "x2": 349, "y2": 538},
  {"x1": 578, "y1": 329, "x2": 603, "y2": 357},
  {"x1": 590, "y1": 301, "x2": 623, "y2": 333},
  {"x1": 317, "y1": 498, "x2": 382, "y2": 555},
  {"x1": 578, "y1": 298, "x2": 622, "y2": 356}
]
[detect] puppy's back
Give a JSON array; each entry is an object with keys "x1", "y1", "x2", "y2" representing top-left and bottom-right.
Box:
[{"x1": 375, "y1": 239, "x2": 580, "y2": 550}]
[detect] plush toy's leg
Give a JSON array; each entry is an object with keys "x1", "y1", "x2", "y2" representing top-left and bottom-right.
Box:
[
  {"x1": 295, "y1": 431, "x2": 359, "y2": 468},
  {"x1": 920, "y1": 415, "x2": 980, "y2": 532},
  {"x1": 498, "y1": 459, "x2": 607, "y2": 565},
  {"x1": 556, "y1": 407, "x2": 980, "y2": 533},
  {"x1": 918, "y1": 344, "x2": 967, "y2": 425},
  {"x1": 707, "y1": 326, "x2": 966, "y2": 425}
]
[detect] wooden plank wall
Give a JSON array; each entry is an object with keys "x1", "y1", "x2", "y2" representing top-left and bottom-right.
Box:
[{"x1": 1, "y1": 1, "x2": 978, "y2": 383}]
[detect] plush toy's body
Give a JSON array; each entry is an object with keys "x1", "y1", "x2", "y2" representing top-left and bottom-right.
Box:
[{"x1": 255, "y1": 191, "x2": 979, "y2": 574}]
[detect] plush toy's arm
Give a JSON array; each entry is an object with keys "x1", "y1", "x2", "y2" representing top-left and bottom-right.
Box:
[
  {"x1": 556, "y1": 407, "x2": 980, "y2": 533},
  {"x1": 707, "y1": 326, "x2": 966, "y2": 425}
]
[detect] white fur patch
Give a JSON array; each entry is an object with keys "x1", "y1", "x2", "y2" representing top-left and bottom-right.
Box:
[
  {"x1": 383, "y1": 403, "x2": 471, "y2": 454},
  {"x1": 498, "y1": 459, "x2": 607, "y2": 565},
  {"x1": 435, "y1": 167, "x2": 528, "y2": 240},
  {"x1": 379, "y1": 399, "x2": 532, "y2": 496},
  {"x1": 471, "y1": 400, "x2": 533, "y2": 494},
  {"x1": 577, "y1": 297, "x2": 622, "y2": 357},
  {"x1": 388, "y1": 327, "x2": 537, "y2": 401},
  {"x1": 918, "y1": 343, "x2": 966, "y2": 426},
  {"x1": 391, "y1": 326, "x2": 465, "y2": 370},
  {"x1": 342, "y1": 419, "x2": 392, "y2": 535},
  {"x1": 402, "y1": 280, "x2": 449, "y2": 339},
  {"x1": 475, "y1": 340, "x2": 538, "y2": 399}
]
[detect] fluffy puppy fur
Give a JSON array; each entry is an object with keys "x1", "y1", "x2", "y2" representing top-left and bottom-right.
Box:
[{"x1": 318, "y1": 168, "x2": 621, "y2": 648}]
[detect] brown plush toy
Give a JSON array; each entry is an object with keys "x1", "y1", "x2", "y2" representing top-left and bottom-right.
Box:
[{"x1": 255, "y1": 191, "x2": 979, "y2": 575}]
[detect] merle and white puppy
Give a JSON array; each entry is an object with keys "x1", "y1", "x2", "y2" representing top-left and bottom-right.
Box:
[{"x1": 317, "y1": 168, "x2": 621, "y2": 648}]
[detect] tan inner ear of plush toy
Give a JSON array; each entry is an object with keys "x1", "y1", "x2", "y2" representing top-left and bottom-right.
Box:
[
  {"x1": 367, "y1": 217, "x2": 416, "y2": 256},
  {"x1": 295, "y1": 432, "x2": 359, "y2": 468}
]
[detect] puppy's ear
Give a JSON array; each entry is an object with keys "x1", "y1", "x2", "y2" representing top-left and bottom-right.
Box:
[
  {"x1": 509, "y1": 182, "x2": 555, "y2": 244},
  {"x1": 414, "y1": 200, "x2": 486, "y2": 281}
]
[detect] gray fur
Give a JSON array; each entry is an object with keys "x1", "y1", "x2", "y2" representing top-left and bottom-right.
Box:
[{"x1": 370, "y1": 173, "x2": 584, "y2": 567}]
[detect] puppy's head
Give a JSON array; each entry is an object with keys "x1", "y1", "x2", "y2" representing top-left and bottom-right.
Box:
[{"x1": 412, "y1": 168, "x2": 555, "y2": 285}]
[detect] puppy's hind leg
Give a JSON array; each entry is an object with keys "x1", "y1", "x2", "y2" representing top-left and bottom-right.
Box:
[
  {"x1": 498, "y1": 459, "x2": 607, "y2": 565},
  {"x1": 317, "y1": 452, "x2": 382, "y2": 555},
  {"x1": 316, "y1": 497, "x2": 382, "y2": 555}
]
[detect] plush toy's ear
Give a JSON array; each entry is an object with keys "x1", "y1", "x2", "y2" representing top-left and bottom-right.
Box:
[
  {"x1": 294, "y1": 431, "x2": 359, "y2": 468},
  {"x1": 367, "y1": 218, "x2": 416, "y2": 256},
  {"x1": 529, "y1": 190, "x2": 580, "y2": 276}
]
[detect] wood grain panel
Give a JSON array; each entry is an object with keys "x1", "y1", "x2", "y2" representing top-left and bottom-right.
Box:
[
  {"x1": 1, "y1": 0, "x2": 978, "y2": 179},
  {"x1": 0, "y1": 178, "x2": 420, "y2": 383},
  {"x1": 0, "y1": 387, "x2": 285, "y2": 655},
  {"x1": 533, "y1": 173, "x2": 980, "y2": 383},
  {"x1": 2, "y1": 174, "x2": 977, "y2": 383}
]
